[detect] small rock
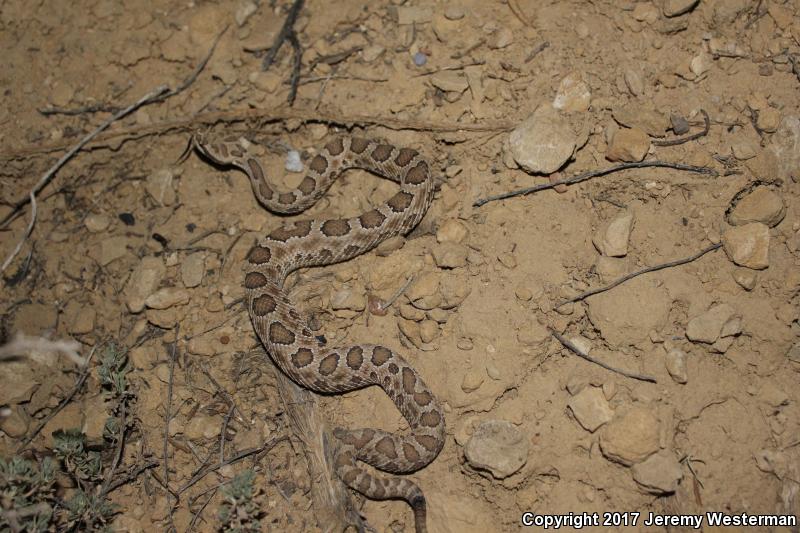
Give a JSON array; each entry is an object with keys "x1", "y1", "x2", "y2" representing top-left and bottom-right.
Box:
[
  {"x1": 84, "y1": 214, "x2": 111, "y2": 233},
  {"x1": 663, "y1": 0, "x2": 699, "y2": 17},
  {"x1": 632, "y1": 2, "x2": 659, "y2": 23},
  {"x1": 552, "y1": 73, "x2": 591, "y2": 112},
  {"x1": 757, "y1": 107, "x2": 781, "y2": 133},
  {"x1": 436, "y1": 219, "x2": 468, "y2": 243},
  {"x1": 515, "y1": 286, "x2": 533, "y2": 301},
  {"x1": 686, "y1": 304, "x2": 735, "y2": 344},
  {"x1": 184, "y1": 414, "x2": 220, "y2": 440},
  {"x1": 234, "y1": 0, "x2": 257, "y2": 26},
  {"x1": 732, "y1": 269, "x2": 758, "y2": 290},
  {"x1": 689, "y1": 52, "x2": 713, "y2": 77},
  {"x1": 497, "y1": 252, "x2": 517, "y2": 269},
  {"x1": 606, "y1": 128, "x2": 650, "y2": 162},
  {"x1": 464, "y1": 420, "x2": 529, "y2": 478},
  {"x1": 145, "y1": 287, "x2": 191, "y2": 310},
  {"x1": 670, "y1": 114, "x2": 690, "y2": 135},
  {"x1": 720, "y1": 316, "x2": 742, "y2": 338},
  {"x1": 569, "y1": 336, "x2": 592, "y2": 354},
  {"x1": 729, "y1": 187, "x2": 785, "y2": 227},
  {"x1": 721, "y1": 222, "x2": 771, "y2": 269},
  {"x1": 124, "y1": 256, "x2": 166, "y2": 313},
  {"x1": 392, "y1": 5, "x2": 433, "y2": 24},
  {"x1": 567, "y1": 386, "x2": 614, "y2": 432},
  {"x1": 430, "y1": 71, "x2": 468, "y2": 93},
  {"x1": 361, "y1": 44, "x2": 384, "y2": 62},
  {"x1": 786, "y1": 343, "x2": 800, "y2": 364},
  {"x1": 432, "y1": 242, "x2": 468, "y2": 268},
  {"x1": 730, "y1": 133, "x2": 759, "y2": 160},
  {"x1": 769, "y1": 116, "x2": 800, "y2": 181},
  {"x1": 444, "y1": 5, "x2": 466, "y2": 20},
  {"x1": 330, "y1": 288, "x2": 366, "y2": 311},
  {"x1": 419, "y1": 320, "x2": 439, "y2": 343},
  {"x1": 249, "y1": 71, "x2": 283, "y2": 93},
  {"x1": 593, "y1": 211, "x2": 634, "y2": 257},
  {"x1": 0, "y1": 405, "x2": 30, "y2": 438},
  {"x1": 594, "y1": 256, "x2": 628, "y2": 282},
  {"x1": 508, "y1": 106, "x2": 577, "y2": 174},
  {"x1": 624, "y1": 69, "x2": 644, "y2": 97},
  {"x1": 375, "y1": 235, "x2": 405, "y2": 256},
  {"x1": 181, "y1": 253, "x2": 206, "y2": 288},
  {"x1": 599, "y1": 407, "x2": 660, "y2": 466},
  {"x1": 64, "y1": 301, "x2": 96, "y2": 335},
  {"x1": 439, "y1": 275, "x2": 471, "y2": 309},
  {"x1": 145, "y1": 169, "x2": 176, "y2": 206},
  {"x1": 461, "y1": 369, "x2": 484, "y2": 393},
  {"x1": 488, "y1": 27, "x2": 513, "y2": 49},
  {"x1": 517, "y1": 321, "x2": 550, "y2": 347},
  {"x1": 632, "y1": 450, "x2": 684, "y2": 494},
  {"x1": 665, "y1": 348, "x2": 688, "y2": 384},
  {"x1": 89, "y1": 236, "x2": 129, "y2": 266},
  {"x1": 613, "y1": 105, "x2": 668, "y2": 137},
  {"x1": 285, "y1": 150, "x2": 303, "y2": 172}
]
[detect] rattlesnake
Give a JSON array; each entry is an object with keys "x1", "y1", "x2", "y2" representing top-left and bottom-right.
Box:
[{"x1": 193, "y1": 135, "x2": 445, "y2": 532}]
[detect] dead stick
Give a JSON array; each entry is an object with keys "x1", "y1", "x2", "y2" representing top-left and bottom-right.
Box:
[
  {"x1": 555, "y1": 243, "x2": 722, "y2": 308},
  {"x1": 16, "y1": 348, "x2": 96, "y2": 452},
  {"x1": 473, "y1": 160, "x2": 718, "y2": 208},
  {"x1": 550, "y1": 329, "x2": 657, "y2": 383}
]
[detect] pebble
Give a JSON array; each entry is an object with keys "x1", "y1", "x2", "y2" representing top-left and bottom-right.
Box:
[
  {"x1": 89, "y1": 236, "x2": 129, "y2": 266},
  {"x1": 516, "y1": 321, "x2": 550, "y2": 347},
  {"x1": 285, "y1": 150, "x2": 303, "y2": 172},
  {"x1": 146, "y1": 169, "x2": 176, "y2": 206},
  {"x1": 606, "y1": 128, "x2": 650, "y2": 162},
  {"x1": 444, "y1": 5, "x2": 466, "y2": 20},
  {"x1": 181, "y1": 252, "x2": 206, "y2": 288},
  {"x1": 508, "y1": 106, "x2": 577, "y2": 174},
  {"x1": 234, "y1": 0, "x2": 257, "y2": 27},
  {"x1": 552, "y1": 73, "x2": 591, "y2": 113},
  {"x1": 375, "y1": 235, "x2": 405, "y2": 256},
  {"x1": 685, "y1": 303, "x2": 736, "y2": 344},
  {"x1": 432, "y1": 242, "x2": 469, "y2": 269},
  {"x1": 145, "y1": 287, "x2": 191, "y2": 310},
  {"x1": 721, "y1": 222, "x2": 771, "y2": 270},
  {"x1": 464, "y1": 420, "x2": 529, "y2": 478},
  {"x1": 361, "y1": 44, "x2": 385, "y2": 63},
  {"x1": 632, "y1": 2, "x2": 659, "y2": 23},
  {"x1": 392, "y1": 5, "x2": 433, "y2": 24},
  {"x1": 413, "y1": 52, "x2": 427, "y2": 67},
  {"x1": 430, "y1": 71, "x2": 469, "y2": 93},
  {"x1": 0, "y1": 405, "x2": 30, "y2": 438},
  {"x1": 599, "y1": 407, "x2": 660, "y2": 466},
  {"x1": 419, "y1": 320, "x2": 439, "y2": 343},
  {"x1": 461, "y1": 369, "x2": 484, "y2": 393},
  {"x1": 689, "y1": 52, "x2": 713, "y2": 77},
  {"x1": 670, "y1": 114, "x2": 690, "y2": 135},
  {"x1": 613, "y1": 105, "x2": 668, "y2": 137},
  {"x1": 64, "y1": 301, "x2": 95, "y2": 335},
  {"x1": 488, "y1": 27, "x2": 513, "y2": 49},
  {"x1": 631, "y1": 450, "x2": 684, "y2": 494},
  {"x1": 664, "y1": 348, "x2": 688, "y2": 384},
  {"x1": 594, "y1": 255, "x2": 628, "y2": 283},
  {"x1": 84, "y1": 214, "x2": 111, "y2": 233},
  {"x1": 436, "y1": 219, "x2": 468, "y2": 244},
  {"x1": 331, "y1": 288, "x2": 366, "y2": 312},
  {"x1": 732, "y1": 269, "x2": 758, "y2": 290},
  {"x1": 184, "y1": 414, "x2": 220, "y2": 440},
  {"x1": 249, "y1": 71, "x2": 282, "y2": 94},
  {"x1": 567, "y1": 386, "x2": 614, "y2": 432},
  {"x1": 623, "y1": 69, "x2": 644, "y2": 97},
  {"x1": 770, "y1": 115, "x2": 800, "y2": 181},
  {"x1": 439, "y1": 274, "x2": 472, "y2": 309},
  {"x1": 497, "y1": 252, "x2": 517, "y2": 269},
  {"x1": 662, "y1": 0, "x2": 699, "y2": 17},
  {"x1": 593, "y1": 211, "x2": 634, "y2": 257},
  {"x1": 787, "y1": 343, "x2": 800, "y2": 364},
  {"x1": 729, "y1": 187, "x2": 785, "y2": 227},
  {"x1": 757, "y1": 107, "x2": 781, "y2": 133}
]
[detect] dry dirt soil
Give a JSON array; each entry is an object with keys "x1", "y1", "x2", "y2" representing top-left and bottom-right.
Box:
[{"x1": 1, "y1": 0, "x2": 800, "y2": 532}]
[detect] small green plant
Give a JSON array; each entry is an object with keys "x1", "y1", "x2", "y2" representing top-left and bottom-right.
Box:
[
  {"x1": 1, "y1": 344, "x2": 137, "y2": 532},
  {"x1": 218, "y1": 470, "x2": 263, "y2": 533}
]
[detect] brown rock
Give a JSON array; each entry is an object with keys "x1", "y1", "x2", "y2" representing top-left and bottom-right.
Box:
[
  {"x1": 600, "y1": 407, "x2": 660, "y2": 466},
  {"x1": 729, "y1": 187, "x2": 785, "y2": 227},
  {"x1": 721, "y1": 223, "x2": 770, "y2": 269},
  {"x1": 606, "y1": 128, "x2": 650, "y2": 162}
]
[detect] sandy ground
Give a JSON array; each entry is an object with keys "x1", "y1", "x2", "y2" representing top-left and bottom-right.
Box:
[{"x1": 1, "y1": 0, "x2": 799, "y2": 532}]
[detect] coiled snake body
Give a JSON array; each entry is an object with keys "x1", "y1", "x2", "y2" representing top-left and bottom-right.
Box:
[{"x1": 194, "y1": 135, "x2": 445, "y2": 532}]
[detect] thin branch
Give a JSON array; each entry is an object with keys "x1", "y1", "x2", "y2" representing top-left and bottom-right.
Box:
[
  {"x1": 555, "y1": 243, "x2": 722, "y2": 308},
  {"x1": 16, "y1": 348, "x2": 97, "y2": 451},
  {"x1": 550, "y1": 329, "x2": 657, "y2": 383},
  {"x1": 652, "y1": 110, "x2": 711, "y2": 147},
  {"x1": 261, "y1": 0, "x2": 305, "y2": 105},
  {"x1": 103, "y1": 458, "x2": 160, "y2": 494},
  {"x1": 163, "y1": 338, "x2": 179, "y2": 532},
  {"x1": 473, "y1": 160, "x2": 718, "y2": 207}
]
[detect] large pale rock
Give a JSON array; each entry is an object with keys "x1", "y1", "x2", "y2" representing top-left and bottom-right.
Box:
[
  {"x1": 567, "y1": 386, "x2": 614, "y2": 432},
  {"x1": 686, "y1": 303, "x2": 735, "y2": 344},
  {"x1": 632, "y1": 450, "x2": 683, "y2": 494},
  {"x1": 593, "y1": 211, "x2": 634, "y2": 257},
  {"x1": 552, "y1": 72, "x2": 591, "y2": 112},
  {"x1": 721, "y1": 223, "x2": 770, "y2": 269},
  {"x1": 124, "y1": 256, "x2": 167, "y2": 313},
  {"x1": 769, "y1": 115, "x2": 800, "y2": 181},
  {"x1": 464, "y1": 420, "x2": 529, "y2": 478},
  {"x1": 729, "y1": 187, "x2": 785, "y2": 227},
  {"x1": 600, "y1": 407, "x2": 660, "y2": 466},
  {"x1": 606, "y1": 127, "x2": 650, "y2": 162},
  {"x1": 508, "y1": 106, "x2": 577, "y2": 174}
]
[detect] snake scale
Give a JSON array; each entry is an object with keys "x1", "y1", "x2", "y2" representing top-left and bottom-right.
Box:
[{"x1": 193, "y1": 134, "x2": 445, "y2": 532}]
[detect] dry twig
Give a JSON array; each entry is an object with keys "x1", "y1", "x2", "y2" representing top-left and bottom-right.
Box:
[
  {"x1": 550, "y1": 329, "x2": 657, "y2": 383},
  {"x1": 473, "y1": 160, "x2": 718, "y2": 207},
  {"x1": 555, "y1": 243, "x2": 723, "y2": 308},
  {"x1": 261, "y1": 0, "x2": 305, "y2": 105},
  {"x1": 652, "y1": 110, "x2": 711, "y2": 147}
]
